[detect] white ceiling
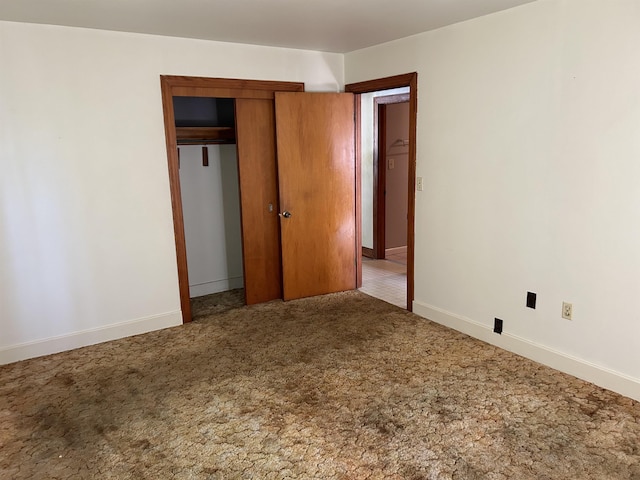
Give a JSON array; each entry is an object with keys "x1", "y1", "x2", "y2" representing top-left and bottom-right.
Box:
[{"x1": 0, "y1": 0, "x2": 536, "y2": 53}]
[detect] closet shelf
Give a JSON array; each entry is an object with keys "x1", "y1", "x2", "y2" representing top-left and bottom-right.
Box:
[{"x1": 176, "y1": 126, "x2": 235, "y2": 145}]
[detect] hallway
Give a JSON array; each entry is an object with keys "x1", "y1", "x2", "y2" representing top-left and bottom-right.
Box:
[{"x1": 359, "y1": 252, "x2": 407, "y2": 309}]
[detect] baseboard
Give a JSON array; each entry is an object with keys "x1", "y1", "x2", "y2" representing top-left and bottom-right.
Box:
[
  {"x1": 0, "y1": 310, "x2": 182, "y2": 365},
  {"x1": 362, "y1": 247, "x2": 374, "y2": 258},
  {"x1": 189, "y1": 276, "x2": 244, "y2": 298},
  {"x1": 413, "y1": 300, "x2": 640, "y2": 402},
  {"x1": 385, "y1": 246, "x2": 407, "y2": 256}
]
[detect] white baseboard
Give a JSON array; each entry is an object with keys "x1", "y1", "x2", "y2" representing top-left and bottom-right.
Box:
[
  {"x1": 413, "y1": 300, "x2": 640, "y2": 402},
  {"x1": 189, "y1": 276, "x2": 244, "y2": 298},
  {"x1": 385, "y1": 246, "x2": 407, "y2": 256},
  {"x1": 0, "y1": 310, "x2": 182, "y2": 365}
]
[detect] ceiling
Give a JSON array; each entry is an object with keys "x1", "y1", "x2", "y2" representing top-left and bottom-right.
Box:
[{"x1": 0, "y1": 0, "x2": 536, "y2": 53}]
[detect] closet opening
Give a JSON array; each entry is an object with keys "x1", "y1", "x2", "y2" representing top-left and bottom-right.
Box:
[
  {"x1": 163, "y1": 76, "x2": 336, "y2": 323},
  {"x1": 173, "y1": 96, "x2": 245, "y2": 312},
  {"x1": 162, "y1": 76, "x2": 411, "y2": 321}
]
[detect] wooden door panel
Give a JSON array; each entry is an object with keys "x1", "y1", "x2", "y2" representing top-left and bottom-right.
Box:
[
  {"x1": 235, "y1": 99, "x2": 282, "y2": 304},
  {"x1": 275, "y1": 92, "x2": 356, "y2": 300}
]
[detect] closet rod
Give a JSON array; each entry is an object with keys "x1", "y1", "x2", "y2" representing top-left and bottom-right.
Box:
[{"x1": 177, "y1": 140, "x2": 237, "y2": 146}]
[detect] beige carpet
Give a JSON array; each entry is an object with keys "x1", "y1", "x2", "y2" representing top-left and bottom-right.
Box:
[{"x1": 1, "y1": 290, "x2": 639, "y2": 479}]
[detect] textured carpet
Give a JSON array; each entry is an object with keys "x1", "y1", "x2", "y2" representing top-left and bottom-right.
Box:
[{"x1": 1, "y1": 290, "x2": 639, "y2": 479}]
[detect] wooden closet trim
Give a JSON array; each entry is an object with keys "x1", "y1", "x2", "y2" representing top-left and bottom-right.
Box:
[
  {"x1": 162, "y1": 75, "x2": 304, "y2": 97},
  {"x1": 345, "y1": 72, "x2": 418, "y2": 312},
  {"x1": 160, "y1": 76, "x2": 304, "y2": 324}
]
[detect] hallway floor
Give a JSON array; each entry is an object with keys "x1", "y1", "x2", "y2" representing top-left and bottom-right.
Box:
[{"x1": 359, "y1": 254, "x2": 407, "y2": 309}]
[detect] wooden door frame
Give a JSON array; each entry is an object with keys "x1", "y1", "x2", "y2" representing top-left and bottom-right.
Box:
[
  {"x1": 346, "y1": 73, "x2": 418, "y2": 311},
  {"x1": 160, "y1": 75, "x2": 304, "y2": 323},
  {"x1": 373, "y1": 93, "x2": 410, "y2": 259}
]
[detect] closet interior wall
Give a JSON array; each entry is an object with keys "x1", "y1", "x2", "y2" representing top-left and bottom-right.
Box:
[{"x1": 175, "y1": 97, "x2": 243, "y2": 298}]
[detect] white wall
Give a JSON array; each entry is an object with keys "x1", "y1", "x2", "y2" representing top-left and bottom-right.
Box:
[
  {"x1": 346, "y1": 0, "x2": 640, "y2": 401},
  {"x1": 179, "y1": 145, "x2": 243, "y2": 297},
  {"x1": 0, "y1": 20, "x2": 343, "y2": 363},
  {"x1": 360, "y1": 87, "x2": 409, "y2": 249}
]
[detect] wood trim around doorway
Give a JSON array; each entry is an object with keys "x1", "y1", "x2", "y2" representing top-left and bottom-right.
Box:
[
  {"x1": 160, "y1": 76, "x2": 304, "y2": 324},
  {"x1": 345, "y1": 73, "x2": 418, "y2": 312}
]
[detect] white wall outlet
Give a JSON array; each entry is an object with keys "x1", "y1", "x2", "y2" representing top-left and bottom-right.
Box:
[
  {"x1": 417, "y1": 176, "x2": 424, "y2": 191},
  {"x1": 562, "y1": 302, "x2": 573, "y2": 320},
  {"x1": 388, "y1": 158, "x2": 395, "y2": 170}
]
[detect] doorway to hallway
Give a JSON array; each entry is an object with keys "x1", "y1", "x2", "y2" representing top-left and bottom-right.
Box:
[{"x1": 347, "y1": 75, "x2": 416, "y2": 310}]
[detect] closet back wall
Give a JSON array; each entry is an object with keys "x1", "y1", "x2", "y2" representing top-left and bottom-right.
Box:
[{"x1": 179, "y1": 145, "x2": 243, "y2": 297}]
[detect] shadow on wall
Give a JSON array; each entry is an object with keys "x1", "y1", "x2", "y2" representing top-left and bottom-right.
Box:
[{"x1": 220, "y1": 145, "x2": 244, "y2": 285}]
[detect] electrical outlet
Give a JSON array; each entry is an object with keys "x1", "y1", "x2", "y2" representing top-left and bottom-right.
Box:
[
  {"x1": 493, "y1": 318, "x2": 503, "y2": 334},
  {"x1": 417, "y1": 177, "x2": 424, "y2": 191},
  {"x1": 562, "y1": 302, "x2": 573, "y2": 320},
  {"x1": 526, "y1": 291, "x2": 537, "y2": 309},
  {"x1": 388, "y1": 158, "x2": 395, "y2": 170}
]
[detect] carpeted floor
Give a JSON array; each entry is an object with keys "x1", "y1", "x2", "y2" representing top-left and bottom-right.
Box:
[{"x1": 1, "y1": 290, "x2": 639, "y2": 479}]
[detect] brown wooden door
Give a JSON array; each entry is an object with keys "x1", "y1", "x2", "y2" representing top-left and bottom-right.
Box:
[
  {"x1": 275, "y1": 92, "x2": 356, "y2": 300},
  {"x1": 235, "y1": 98, "x2": 282, "y2": 304}
]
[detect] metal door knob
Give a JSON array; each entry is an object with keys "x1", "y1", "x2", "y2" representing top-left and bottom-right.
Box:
[{"x1": 279, "y1": 211, "x2": 292, "y2": 218}]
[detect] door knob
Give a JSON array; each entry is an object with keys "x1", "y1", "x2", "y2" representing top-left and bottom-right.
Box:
[{"x1": 279, "y1": 211, "x2": 292, "y2": 218}]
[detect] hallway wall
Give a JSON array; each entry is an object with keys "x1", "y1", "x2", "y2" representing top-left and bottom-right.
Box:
[
  {"x1": 360, "y1": 87, "x2": 409, "y2": 250},
  {"x1": 384, "y1": 102, "x2": 410, "y2": 249}
]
